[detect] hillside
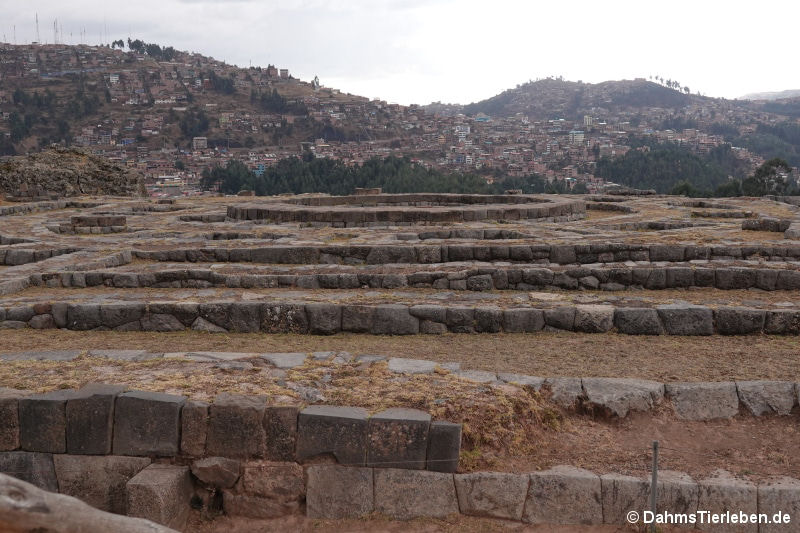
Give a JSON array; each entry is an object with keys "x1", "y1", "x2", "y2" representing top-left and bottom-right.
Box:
[
  {"x1": 742, "y1": 89, "x2": 800, "y2": 101},
  {"x1": 0, "y1": 147, "x2": 143, "y2": 198},
  {"x1": 0, "y1": 42, "x2": 412, "y2": 156},
  {"x1": 447, "y1": 78, "x2": 705, "y2": 119}
]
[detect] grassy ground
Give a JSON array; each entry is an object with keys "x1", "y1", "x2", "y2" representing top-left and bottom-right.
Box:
[{"x1": 2, "y1": 330, "x2": 800, "y2": 381}]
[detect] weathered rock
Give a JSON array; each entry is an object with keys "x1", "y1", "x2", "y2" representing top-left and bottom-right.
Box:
[
  {"x1": 374, "y1": 468, "x2": 458, "y2": 520},
  {"x1": 264, "y1": 406, "x2": 299, "y2": 461},
  {"x1": 305, "y1": 303, "x2": 341, "y2": 335},
  {"x1": 474, "y1": 307, "x2": 503, "y2": 333},
  {"x1": 223, "y1": 461, "x2": 304, "y2": 518},
  {"x1": 497, "y1": 373, "x2": 546, "y2": 390},
  {"x1": 573, "y1": 304, "x2": 614, "y2": 333},
  {"x1": 305, "y1": 465, "x2": 373, "y2": 518},
  {"x1": 697, "y1": 470, "x2": 757, "y2": 533},
  {"x1": 127, "y1": 464, "x2": 192, "y2": 530},
  {"x1": 371, "y1": 305, "x2": 419, "y2": 335},
  {"x1": 502, "y1": 308, "x2": 545, "y2": 332},
  {"x1": 524, "y1": 466, "x2": 603, "y2": 525},
  {"x1": 666, "y1": 382, "x2": 739, "y2": 420},
  {"x1": 388, "y1": 357, "x2": 438, "y2": 374},
  {"x1": 426, "y1": 421, "x2": 461, "y2": 473},
  {"x1": 0, "y1": 451, "x2": 57, "y2": 491},
  {"x1": 757, "y1": 476, "x2": 800, "y2": 533},
  {"x1": 297, "y1": 405, "x2": 369, "y2": 465},
  {"x1": 206, "y1": 393, "x2": 267, "y2": 459},
  {"x1": 455, "y1": 472, "x2": 528, "y2": 520},
  {"x1": 64, "y1": 383, "x2": 126, "y2": 456},
  {"x1": 713, "y1": 307, "x2": 765, "y2": 335},
  {"x1": 544, "y1": 307, "x2": 575, "y2": 331},
  {"x1": 656, "y1": 304, "x2": 714, "y2": 335},
  {"x1": 341, "y1": 305, "x2": 374, "y2": 332},
  {"x1": 113, "y1": 391, "x2": 185, "y2": 456},
  {"x1": 0, "y1": 472, "x2": 176, "y2": 533},
  {"x1": 261, "y1": 352, "x2": 307, "y2": 369},
  {"x1": 544, "y1": 377, "x2": 583, "y2": 408},
  {"x1": 180, "y1": 400, "x2": 208, "y2": 457},
  {"x1": 367, "y1": 408, "x2": 430, "y2": 469},
  {"x1": 19, "y1": 390, "x2": 77, "y2": 453},
  {"x1": 582, "y1": 378, "x2": 664, "y2": 417},
  {"x1": 614, "y1": 308, "x2": 664, "y2": 335},
  {"x1": 736, "y1": 381, "x2": 796, "y2": 416},
  {"x1": 601, "y1": 471, "x2": 699, "y2": 525},
  {"x1": 0, "y1": 388, "x2": 27, "y2": 451},
  {"x1": 191, "y1": 457, "x2": 240, "y2": 489},
  {"x1": 53, "y1": 454, "x2": 151, "y2": 513}
]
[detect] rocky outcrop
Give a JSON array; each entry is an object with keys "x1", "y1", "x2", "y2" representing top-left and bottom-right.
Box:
[{"x1": 0, "y1": 148, "x2": 144, "y2": 199}]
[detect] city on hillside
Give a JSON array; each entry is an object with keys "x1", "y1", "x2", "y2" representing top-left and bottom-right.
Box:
[{"x1": 1, "y1": 41, "x2": 798, "y2": 197}]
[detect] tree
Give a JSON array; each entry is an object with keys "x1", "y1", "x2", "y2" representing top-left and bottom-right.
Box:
[{"x1": 741, "y1": 158, "x2": 794, "y2": 196}]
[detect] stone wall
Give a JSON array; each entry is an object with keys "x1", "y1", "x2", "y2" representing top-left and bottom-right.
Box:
[
  {"x1": 41, "y1": 264, "x2": 800, "y2": 293},
  {"x1": 0, "y1": 383, "x2": 460, "y2": 529},
  {"x1": 2, "y1": 301, "x2": 799, "y2": 336},
  {"x1": 227, "y1": 195, "x2": 584, "y2": 226},
  {"x1": 132, "y1": 243, "x2": 800, "y2": 265},
  {"x1": 1, "y1": 376, "x2": 796, "y2": 529}
]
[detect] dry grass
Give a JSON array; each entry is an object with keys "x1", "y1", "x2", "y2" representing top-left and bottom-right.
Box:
[{"x1": 2, "y1": 330, "x2": 799, "y2": 382}]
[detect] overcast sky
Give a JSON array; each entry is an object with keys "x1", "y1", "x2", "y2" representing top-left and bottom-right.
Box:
[{"x1": 1, "y1": 0, "x2": 797, "y2": 105}]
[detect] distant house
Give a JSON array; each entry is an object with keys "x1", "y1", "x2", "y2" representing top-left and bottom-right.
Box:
[{"x1": 192, "y1": 137, "x2": 208, "y2": 150}]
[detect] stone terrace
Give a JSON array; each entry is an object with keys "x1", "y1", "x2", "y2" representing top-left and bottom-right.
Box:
[{"x1": 2, "y1": 192, "x2": 800, "y2": 530}]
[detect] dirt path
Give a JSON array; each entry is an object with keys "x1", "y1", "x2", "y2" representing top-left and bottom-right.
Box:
[{"x1": 2, "y1": 330, "x2": 799, "y2": 382}]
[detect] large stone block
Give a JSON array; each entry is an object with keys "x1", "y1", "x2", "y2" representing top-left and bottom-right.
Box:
[
  {"x1": 0, "y1": 388, "x2": 27, "y2": 451},
  {"x1": 191, "y1": 456, "x2": 240, "y2": 489},
  {"x1": 126, "y1": 464, "x2": 192, "y2": 530},
  {"x1": 374, "y1": 468, "x2": 458, "y2": 520},
  {"x1": 614, "y1": 308, "x2": 664, "y2": 335},
  {"x1": 574, "y1": 304, "x2": 614, "y2": 333},
  {"x1": 66, "y1": 303, "x2": 102, "y2": 330},
  {"x1": 474, "y1": 307, "x2": 503, "y2": 333},
  {"x1": 697, "y1": 470, "x2": 757, "y2": 533},
  {"x1": 713, "y1": 307, "x2": 765, "y2": 335},
  {"x1": 367, "y1": 408, "x2": 430, "y2": 469},
  {"x1": 113, "y1": 391, "x2": 185, "y2": 456},
  {"x1": 0, "y1": 471, "x2": 177, "y2": 533},
  {"x1": 180, "y1": 400, "x2": 208, "y2": 456},
  {"x1": 582, "y1": 378, "x2": 664, "y2": 417},
  {"x1": 297, "y1": 405, "x2": 369, "y2": 465},
  {"x1": 206, "y1": 393, "x2": 267, "y2": 459},
  {"x1": 341, "y1": 304, "x2": 374, "y2": 332},
  {"x1": 544, "y1": 377, "x2": 584, "y2": 409},
  {"x1": 305, "y1": 303, "x2": 342, "y2": 335},
  {"x1": 0, "y1": 451, "x2": 57, "y2": 491},
  {"x1": 601, "y1": 471, "x2": 699, "y2": 525},
  {"x1": 445, "y1": 307, "x2": 475, "y2": 333},
  {"x1": 544, "y1": 307, "x2": 576, "y2": 331},
  {"x1": 261, "y1": 303, "x2": 308, "y2": 333},
  {"x1": 656, "y1": 304, "x2": 714, "y2": 335},
  {"x1": 370, "y1": 305, "x2": 419, "y2": 335},
  {"x1": 426, "y1": 421, "x2": 461, "y2": 473},
  {"x1": 757, "y1": 476, "x2": 800, "y2": 533},
  {"x1": 455, "y1": 472, "x2": 528, "y2": 520},
  {"x1": 524, "y1": 465, "x2": 603, "y2": 525},
  {"x1": 53, "y1": 455, "x2": 151, "y2": 514},
  {"x1": 306, "y1": 465, "x2": 373, "y2": 518},
  {"x1": 666, "y1": 382, "x2": 739, "y2": 420},
  {"x1": 264, "y1": 406, "x2": 298, "y2": 461},
  {"x1": 736, "y1": 381, "x2": 796, "y2": 416},
  {"x1": 502, "y1": 308, "x2": 545, "y2": 332},
  {"x1": 223, "y1": 461, "x2": 304, "y2": 518},
  {"x1": 66, "y1": 383, "x2": 126, "y2": 455},
  {"x1": 19, "y1": 390, "x2": 77, "y2": 453}
]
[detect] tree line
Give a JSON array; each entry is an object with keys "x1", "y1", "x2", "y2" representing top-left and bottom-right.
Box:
[{"x1": 200, "y1": 154, "x2": 581, "y2": 196}]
